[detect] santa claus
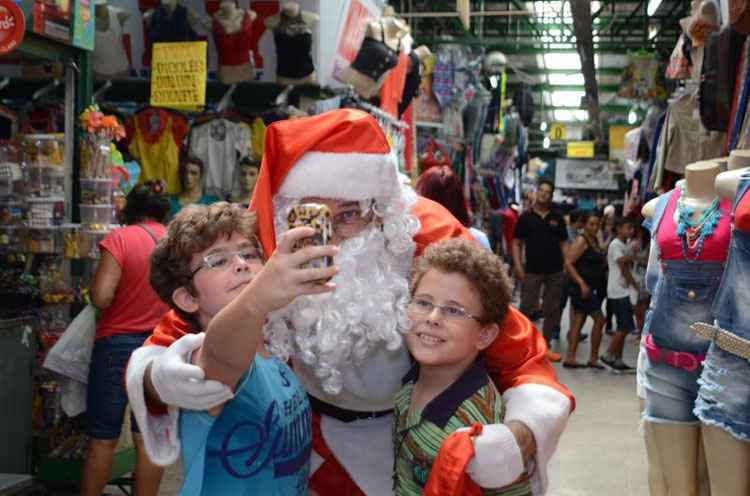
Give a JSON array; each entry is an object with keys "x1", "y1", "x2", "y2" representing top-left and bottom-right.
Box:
[{"x1": 126, "y1": 109, "x2": 573, "y2": 495}]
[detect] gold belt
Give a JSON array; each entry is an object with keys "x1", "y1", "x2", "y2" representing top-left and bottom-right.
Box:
[{"x1": 690, "y1": 322, "x2": 750, "y2": 361}]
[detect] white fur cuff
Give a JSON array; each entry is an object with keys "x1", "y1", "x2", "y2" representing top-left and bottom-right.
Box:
[
  {"x1": 125, "y1": 345, "x2": 181, "y2": 466},
  {"x1": 503, "y1": 384, "x2": 572, "y2": 495},
  {"x1": 467, "y1": 423, "x2": 525, "y2": 488}
]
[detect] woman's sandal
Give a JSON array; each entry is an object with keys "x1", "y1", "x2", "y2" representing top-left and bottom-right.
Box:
[{"x1": 587, "y1": 361, "x2": 605, "y2": 370}]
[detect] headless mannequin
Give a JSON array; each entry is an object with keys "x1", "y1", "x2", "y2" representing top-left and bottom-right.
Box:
[
  {"x1": 213, "y1": 0, "x2": 257, "y2": 84},
  {"x1": 641, "y1": 161, "x2": 722, "y2": 496},
  {"x1": 340, "y1": 16, "x2": 410, "y2": 98},
  {"x1": 694, "y1": 148, "x2": 750, "y2": 496},
  {"x1": 144, "y1": 0, "x2": 209, "y2": 41},
  {"x1": 93, "y1": 1, "x2": 130, "y2": 80},
  {"x1": 265, "y1": 2, "x2": 319, "y2": 86}
]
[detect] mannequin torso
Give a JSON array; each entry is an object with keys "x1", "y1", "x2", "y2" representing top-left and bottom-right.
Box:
[
  {"x1": 714, "y1": 150, "x2": 750, "y2": 199},
  {"x1": 341, "y1": 17, "x2": 409, "y2": 98},
  {"x1": 212, "y1": 2, "x2": 257, "y2": 84},
  {"x1": 265, "y1": 3, "x2": 318, "y2": 85},
  {"x1": 93, "y1": 3, "x2": 130, "y2": 79}
]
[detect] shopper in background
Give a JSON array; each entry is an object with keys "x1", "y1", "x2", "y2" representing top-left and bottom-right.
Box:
[
  {"x1": 416, "y1": 165, "x2": 491, "y2": 250},
  {"x1": 168, "y1": 151, "x2": 220, "y2": 218},
  {"x1": 513, "y1": 178, "x2": 568, "y2": 361},
  {"x1": 81, "y1": 180, "x2": 170, "y2": 496},
  {"x1": 602, "y1": 217, "x2": 638, "y2": 373},
  {"x1": 563, "y1": 211, "x2": 608, "y2": 369},
  {"x1": 630, "y1": 226, "x2": 651, "y2": 338},
  {"x1": 599, "y1": 205, "x2": 617, "y2": 333}
]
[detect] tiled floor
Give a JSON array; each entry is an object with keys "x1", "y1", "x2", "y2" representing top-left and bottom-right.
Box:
[{"x1": 148, "y1": 308, "x2": 649, "y2": 496}]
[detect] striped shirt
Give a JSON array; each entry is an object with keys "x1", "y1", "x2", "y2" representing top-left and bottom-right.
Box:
[{"x1": 392, "y1": 358, "x2": 531, "y2": 496}]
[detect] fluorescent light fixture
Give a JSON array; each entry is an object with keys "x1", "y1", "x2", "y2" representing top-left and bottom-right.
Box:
[
  {"x1": 554, "y1": 109, "x2": 588, "y2": 122},
  {"x1": 543, "y1": 53, "x2": 581, "y2": 70},
  {"x1": 628, "y1": 109, "x2": 639, "y2": 125},
  {"x1": 543, "y1": 137, "x2": 551, "y2": 149},
  {"x1": 549, "y1": 90, "x2": 586, "y2": 107},
  {"x1": 540, "y1": 121, "x2": 548, "y2": 132},
  {"x1": 548, "y1": 73, "x2": 585, "y2": 85},
  {"x1": 647, "y1": 0, "x2": 663, "y2": 16}
]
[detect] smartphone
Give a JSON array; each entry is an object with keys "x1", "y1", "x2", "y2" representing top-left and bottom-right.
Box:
[{"x1": 287, "y1": 203, "x2": 334, "y2": 282}]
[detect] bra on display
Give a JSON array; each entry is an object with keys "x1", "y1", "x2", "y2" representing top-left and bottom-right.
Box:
[
  {"x1": 273, "y1": 12, "x2": 314, "y2": 79},
  {"x1": 349, "y1": 21, "x2": 401, "y2": 81},
  {"x1": 213, "y1": 10, "x2": 253, "y2": 66}
]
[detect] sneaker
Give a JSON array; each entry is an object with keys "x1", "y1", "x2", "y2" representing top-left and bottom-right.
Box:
[
  {"x1": 547, "y1": 351, "x2": 562, "y2": 362},
  {"x1": 600, "y1": 354, "x2": 619, "y2": 373},
  {"x1": 613, "y1": 361, "x2": 635, "y2": 373}
]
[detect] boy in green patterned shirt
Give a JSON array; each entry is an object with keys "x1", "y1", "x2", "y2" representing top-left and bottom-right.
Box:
[{"x1": 393, "y1": 239, "x2": 531, "y2": 496}]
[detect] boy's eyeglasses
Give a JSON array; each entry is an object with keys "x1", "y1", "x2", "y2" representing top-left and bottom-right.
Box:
[
  {"x1": 408, "y1": 297, "x2": 481, "y2": 322},
  {"x1": 190, "y1": 247, "x2": 265, "y2": 278}
]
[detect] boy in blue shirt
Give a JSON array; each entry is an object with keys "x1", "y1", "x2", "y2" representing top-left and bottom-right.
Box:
[{"x1": 148, "y1": 202, "x2": 338, "y2": 495}]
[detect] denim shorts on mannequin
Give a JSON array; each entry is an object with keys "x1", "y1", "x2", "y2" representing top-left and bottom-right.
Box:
[
  {"x1": 641, "y1": 260, "x2": 723, "y2": 424},
  {"x1": 694, "y1": 227, "x2": 750, "y2": 440}
]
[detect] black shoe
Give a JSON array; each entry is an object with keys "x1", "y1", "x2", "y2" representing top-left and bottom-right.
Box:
[
  {"x1": 578, "y1": 333, "x2": 589, "y2": 343},
  {"x1": 530, "y1": 310, "x2": 544, "y2": 321},
  {"x1": 613, "y1": 361, "x2": 635, "y2": 373},
  {"x1": 600, "y1": 355, "x2": 619, "y2": 373}
]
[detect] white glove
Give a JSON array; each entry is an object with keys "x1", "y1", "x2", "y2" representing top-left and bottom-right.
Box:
[
  {"x1": 149, "y1": 332, "x2": 234, "y2": 411},
  {"x1": 463, "y1": 424, "x2": 525, "y2": 488}
]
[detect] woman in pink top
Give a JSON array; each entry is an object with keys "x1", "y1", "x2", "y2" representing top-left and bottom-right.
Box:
[{"x1": 81, "y1": 180, "x2": 170, "y2": 496}]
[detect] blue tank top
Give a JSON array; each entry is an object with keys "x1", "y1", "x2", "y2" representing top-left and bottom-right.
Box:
[{"x1": 179, "y1": 355, "x2": 312, "y2": 496}]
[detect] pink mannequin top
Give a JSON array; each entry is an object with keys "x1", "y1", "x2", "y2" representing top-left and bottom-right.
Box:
[
  {"x1": 656, "y1": 186, "x2": 732, "y2": 262},
  {"x1": 212, "y1": 10, "x2": 253, "y2": 67}
]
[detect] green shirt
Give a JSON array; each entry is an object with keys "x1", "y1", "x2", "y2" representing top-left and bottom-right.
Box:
[{"x1": 392, "y1": 358, "x2": 531, "y2": 496}]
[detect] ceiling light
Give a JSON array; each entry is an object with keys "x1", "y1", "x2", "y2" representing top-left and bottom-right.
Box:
[
  {"x1": 628, "y1": 109, "x2": 638, "y2": 125},
  {"x1": 540, "y1": 121, "x2": 548, "y2": 132},
  {"x1": 543, "y1": 137, "x2": 551, "y2": 149},
  {"x1": 647, "y1": 0, "x2": 663, "y2": 16}
]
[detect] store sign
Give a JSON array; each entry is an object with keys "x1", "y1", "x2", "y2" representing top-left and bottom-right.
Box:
[
  {"x1": 555, "y1": 159, "x2": 618, "y2": 191},
  {"x1": 550, "y1": 123, "x2": 567, "y2": 141},
  {"x1": 0, "y1": 0, "x2": 24, "y2": 55},
  {"x1": 567, "y1": 141, "x2": 595, "y2": 158},
  {"x1": 150, "y1": 42, "x2": 207, "y2": 111}
]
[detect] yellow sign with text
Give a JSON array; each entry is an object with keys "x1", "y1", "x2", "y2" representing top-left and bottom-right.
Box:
[
  {"x1": 150, "y1": 42, "x2": 207, "y2": 111},
  {"x1": 567, "y1": 141, "x2": 595, "y2": 158},
  {"x1": 550, "y1": 123, "x2": 567, "y2": 141}
]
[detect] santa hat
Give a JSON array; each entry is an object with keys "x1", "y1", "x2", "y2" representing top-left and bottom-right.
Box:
[{"x1": 249, "y1": 109, "x2": 401, "y2": 255}]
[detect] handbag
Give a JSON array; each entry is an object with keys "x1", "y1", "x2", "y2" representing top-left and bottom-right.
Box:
[{"x1": 43, "y1": 304, "x2": 97, "y2": 384}]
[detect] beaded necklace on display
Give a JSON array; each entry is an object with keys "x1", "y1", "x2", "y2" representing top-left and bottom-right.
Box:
[{"x1": 676, "y1": 183, "x2": 721, "y2": 262}]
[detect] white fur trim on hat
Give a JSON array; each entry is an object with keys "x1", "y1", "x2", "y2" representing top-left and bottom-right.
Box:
[{"x1": 278, "y1": 151, "x2": 400, "y2": 200}]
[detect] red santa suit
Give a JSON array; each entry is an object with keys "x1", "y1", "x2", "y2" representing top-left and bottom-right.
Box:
[{"x1": 126, "y1": 109, "x2": 573, "y2": 495}]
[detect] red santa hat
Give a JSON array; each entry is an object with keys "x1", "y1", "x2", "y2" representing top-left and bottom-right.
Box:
[{"x1": 249, "y1": 108, "x2": 401, "y2": 256}]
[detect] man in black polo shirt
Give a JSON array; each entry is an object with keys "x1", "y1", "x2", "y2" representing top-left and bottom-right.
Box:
[{"x1": 512, "y1": 179, "x2": 567, "y2": 361}]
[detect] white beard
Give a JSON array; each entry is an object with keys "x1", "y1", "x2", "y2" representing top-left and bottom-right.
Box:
[{"x1": 264, "y1": 225, "x2": 413, "y2": 395}]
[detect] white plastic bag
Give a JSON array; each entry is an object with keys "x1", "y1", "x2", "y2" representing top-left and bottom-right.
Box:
[{"x1": 44, "y1": 304, "x2": 97, "y2": 384}]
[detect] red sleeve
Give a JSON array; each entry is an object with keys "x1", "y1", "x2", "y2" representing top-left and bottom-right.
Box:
[
  {"x1": 735, "y1": 187, "x2": 750, "y2": 233},
  {"x1": 145, "y1": 310, "x2": 191, "y2": 347},
  {"x1": 486, "y1": 306, "x2": 575, "y2": 412},
  {"x1": 379, "y1": 52, "x2": 409, "y2": 117},
  {"x1": 411, "y1": 196, "x2": 474, "y2": 256},
  {"x1": 99, "y1": 228, "x2": 127, "y2": 266}
]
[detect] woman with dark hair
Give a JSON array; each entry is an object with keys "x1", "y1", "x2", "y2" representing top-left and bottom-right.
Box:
[
  {"x1": 168, "y1": 152, "x2": 220, "y2": 218},
  {"x1": 415, "y1": 165, "x2": 491, "y2": 249},
  {"x1": 563, "y1": 210, "x2": 608, "y2": 369},
  {"x1": 81, "y1": 180, "x2": 169, "y2": 496}
]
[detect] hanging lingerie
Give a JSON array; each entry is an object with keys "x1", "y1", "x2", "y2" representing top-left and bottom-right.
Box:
[
  {"x1": 273, "y1": 12, "x2": 314, "y2": 79},
  {"x1": 349, "y1": 21, "x2": 401, "y2": 82},
  {"x1": 213, "y1": 10, "x2": 253, "y2": 67},
  {"x1": 398, "y1": 52, "x2": 422, "y2": 117}
]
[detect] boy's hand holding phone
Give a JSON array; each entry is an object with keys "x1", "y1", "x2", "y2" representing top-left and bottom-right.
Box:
[{"x1": 247, "y1": 226, "x2": 339, "y2": 316}]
